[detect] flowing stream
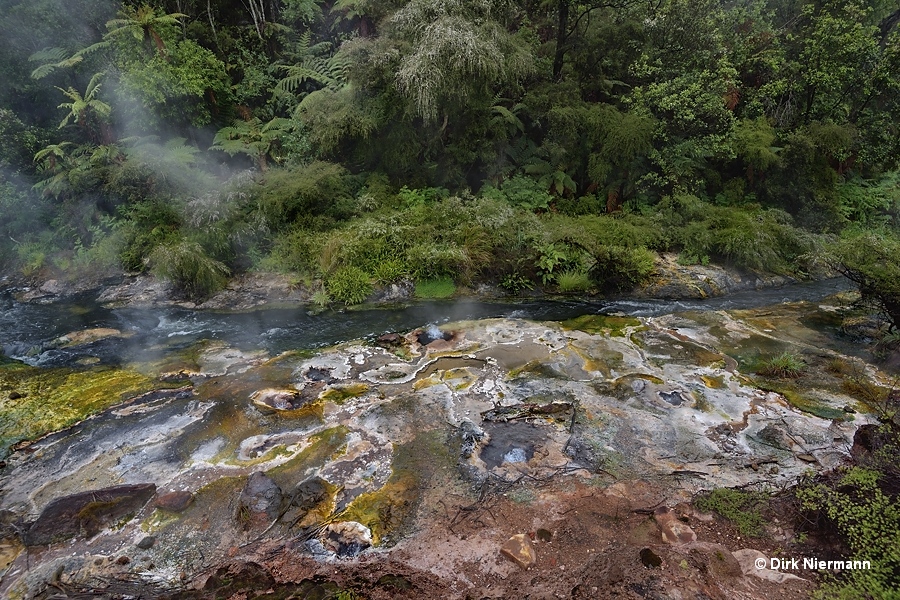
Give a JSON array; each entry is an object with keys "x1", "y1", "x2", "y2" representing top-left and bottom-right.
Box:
[{"x1": 0, "y1": 278, "x2": 852, "y2": 368}]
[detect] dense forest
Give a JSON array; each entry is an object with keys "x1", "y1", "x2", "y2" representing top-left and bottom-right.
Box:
[{"x1": 1, "y1": 0, "x2": 899, "y2": 315}]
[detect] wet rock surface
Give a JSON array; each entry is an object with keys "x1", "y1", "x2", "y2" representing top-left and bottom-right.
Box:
[
  {"x1": 0, "y1": 292, "x2": 889, "y2": 598},
  {"x1": 25, "y1": 483, "x2": 156, "y2": 546},
  {"x1": 238, "y1": 472, "x2": 283, "y2": 529}
]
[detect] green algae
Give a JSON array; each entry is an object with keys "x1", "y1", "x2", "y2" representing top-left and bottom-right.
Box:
[
  {"x1": 561, "y1": 314, "x2": 642, "y2": 337},
  {"x1": 508, "y1": 360, "x2": 567, "y2": 380},
  {"x1": 0, "y1": 364, "x2": 159, "y2": 457},
  {"x1": 339, "y1": 431, "x2": 449, "y2": 546},
  {"x1": 701, "y1": 374, "x2": 726, "y2": 389},
  {"x1": 267, "y1": 427, "x2": 349, "y2": 488},
  {"x1": 141, "y1": 507, "x2": 183, "y2": 533},
  {"x1": 319, "y1": 383, "x2": 370, "y2": 405},
  {"x1": 692, "y1": 389, "x2": 713, "y2": 412},
  {"x1": 753, "y1": 379, "x2": 849, "y2": 420}
]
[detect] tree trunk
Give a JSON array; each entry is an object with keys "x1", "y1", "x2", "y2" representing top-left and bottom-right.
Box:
[{"x1": 552, "y1": 0, "x2": 570, "y2": 81}]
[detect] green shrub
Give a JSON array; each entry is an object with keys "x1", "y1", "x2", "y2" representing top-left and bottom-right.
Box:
[
  {"x1": 263, "y1": 228, "x2": 323, "y2": 274},
  {"x1": 310, "y1": 286, "x2": 331, "y2": 308},
  {"x1": 481, "y1": 175, "x2": 552, "y2": 211},
  {"x1": 405, "y1": 242, "x2": 470, "y2": 281},
  {"x1": 397, "y1": 185, "x2": 449, "y2": 207},
  {"x1": 372, "y1": 259, "x2": 408, "y2": 284},
  {"x1": 756, "y1": 352, "x2": 807, "y2": 378},
  {"x1": 695, "y1": 488, "x2": 768, "y2": 537},
  {"x1": 829, "y1": 229, "x2": 900, "y2": 331},
  {"x1": 556, "y1": 269, "x2": 593, "y2": 293},
  {"x1": 414, "y1": 277, "x2": 456, "y2": 299},
  {"x1": 326, "y1": 265, "x2": 372, "y2": 305},
  {"x1": 589, "y1": 246, "x2": 656, "y2": 291},
  {"x1": 119, "y1": 199, "x2": 182, "y2": 272},
  {"x1": 16, "y1": 241, "x2": 48, "y2": 276},
  {"x1": 149, "y1": 240, "x2": 230, "y2": 300},
  {"x1": 499, "y1": 272, "x2": 534, "y2": 294},
  {"x1": 797, "y1": 467, "x2": 900, "y2": 599},
  {"x1": 251, "y1": 161, "x2": 352, "y2": 229}
]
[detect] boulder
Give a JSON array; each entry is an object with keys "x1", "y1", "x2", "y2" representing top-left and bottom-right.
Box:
[
  {"x1": 26, "y1": 483, "x2": 156, "y2": 546},
  {"x1": 291, "y1": 477, "x2": 330, "y2": 512},
  {"x1": 684, "y1": 542, "x2": 743, "y2": 579},
  {"x1": 654, "y1": 506, "x2": 697, "y2": 545},
  {"x1": 500, "y1": 533, "x2": 536, "y2": 569},
  {"x1": 155, "y1": 491, "x2": 194, "y2": 513},
  {"x1": 237, "y1": 472, "x2": 283, "y2": 529}
]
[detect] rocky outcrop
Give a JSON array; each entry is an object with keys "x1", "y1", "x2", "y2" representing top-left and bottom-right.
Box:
[
  {"x1": 238, "y1": 472, "x2": 283, "y2": 530},
  {"x1": 155, "y1": 491, "x2": 194, "y2": 513},
  {"x1": 636, "y1": 253, "x2": 799, "y2": 299},
  {"x1": 26, "y1": 484, "x2": 156, "y2": 546}
]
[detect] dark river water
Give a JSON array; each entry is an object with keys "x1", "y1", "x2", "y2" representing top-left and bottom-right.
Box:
[{"x1": 0, "y1": 278, "x2": 852, "y2": 367}]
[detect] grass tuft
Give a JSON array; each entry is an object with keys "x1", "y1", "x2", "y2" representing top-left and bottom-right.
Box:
[{"x1": 756, "y1": 352, "x2": 807, "y2": 378}]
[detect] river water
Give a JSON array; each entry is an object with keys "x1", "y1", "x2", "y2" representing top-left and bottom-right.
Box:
[{"x1": 0, "y1": 278, "x2": 852, "y2": 367}]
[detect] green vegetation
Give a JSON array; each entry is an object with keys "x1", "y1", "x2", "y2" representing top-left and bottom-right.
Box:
[
  {"x1": 694, "y1": 487, "x2": 769, "y2": 537},
  {"x1": 796, "y1": 423, "x2": 900, "y2": 599},
  {"x1": 326, "y1": 265, "x2": 372, "y2": 305},
  {"x1": 756, "y1": 352, "x2": 808, "y2": 378},
  {"x1": 0, "y1": 364, "x2": 159, "y2": 457},
  {"x1": 414, "y1": 277, "x2": 456, "y2": 299},
  {"x1": 0, "y1": 0, "x2": 897, "y2": 306}
]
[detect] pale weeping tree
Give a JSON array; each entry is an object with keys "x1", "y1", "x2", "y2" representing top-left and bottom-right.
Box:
[
  {"x1": 105, "y1": 4, "x2": 187, "y2": 57},
  {"x1": 390, "y1": 0, "x2": 534, "y2": 123}
]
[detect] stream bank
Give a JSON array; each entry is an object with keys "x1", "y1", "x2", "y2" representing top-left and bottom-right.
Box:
[{"x1": 7, "y1": 252, "x2": 822, "y2": 311}]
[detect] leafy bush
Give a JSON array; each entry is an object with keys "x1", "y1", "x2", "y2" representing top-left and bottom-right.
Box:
[
  {"x1": 662, "y1": 197, "x2": 812, "y2": 273},
  {"x1": 414, "y1": 277, "x2": 456, "y2": 299},
  {"x1": 262, "y1": 228, "x2": 322, "y2": 274},
  {"x1": 397, "y1": 185, "x2": 449, "y2": 207},
  {"x1": 695, "y1": 488, "x2": 768, "y2": 537},
  {"x1": 797, "y1": 466, "x2": 900, "y2": 599},
  {"x1": 556, "y1": 269, "x2": 593, "y2": 293},
  {"x1": 326, "y1": 265, "x2": 372, "y2": 305},
  {"x1": 119, "y1": 199, "x2": 182, "y2": 272},
  {"x1": 756, "y1": 352, "x2": 807, "y2": 378},
  {"x1": 829, "y1": 229, "x2": 900, "y2": 331},
  {"x1": 149, "y1": 240, "x2": 230, "y2": 300},
  {"x1": 481, "y1": 175, "x2": 553, "y2": 211},
  {"x1": 250, "y1": 161, "x2": 352, "y2": 229},
  {"x1": 499, "y1": 272, "x2": 534, "y2": 294},
  {"x1": 589, "y1": 246, "x2": 656, "y2": 291}
]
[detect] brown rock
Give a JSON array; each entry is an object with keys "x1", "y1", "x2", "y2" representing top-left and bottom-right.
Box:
[
  {"x1": 376, "y1": 333, "x2": 402, "y2": 348},
  {"x1": 237, "y1": 472, "x2": 282, "y2": 530},
  {"x1": 500, "y1": 533, "x2": 536, "y2": 569},
  {"x1": 26, "y1": 483, "x2": 156, "y2": 546},
  {"x1": 654, "y1": 506, "x2": 697, "y2": 545},
  {"x1": 155, "y1": 491, "x2": 194, "y2": 512},
  {"x1": 686, "y1": 542, "x2": 743, "y2": 579}
]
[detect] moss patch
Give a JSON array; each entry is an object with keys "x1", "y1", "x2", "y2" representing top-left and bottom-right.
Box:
[
  {"x1": 561, "y1": 315, "x2": 642, "y2": 337},
  {"x1": 0, "y1": 364, "x2": 159, "y2": 457},
  {"x1": 267, "y1": 427, "x2": 349, "y2": 488},
  {"x1": 319, "y1": 383, "x2": 370, "y2": 405},
  {"x1": 754, "y1": 379, "x2": 849, "y2": 420}
]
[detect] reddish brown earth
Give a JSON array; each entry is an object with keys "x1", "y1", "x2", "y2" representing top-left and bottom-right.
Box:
[{"x1": 139, "y1": 477, "x2": 817, "y2": 600}]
